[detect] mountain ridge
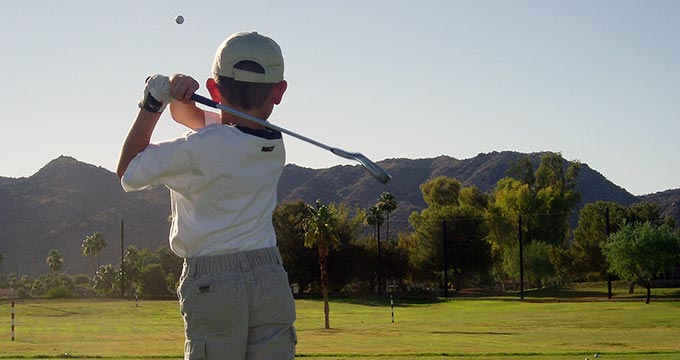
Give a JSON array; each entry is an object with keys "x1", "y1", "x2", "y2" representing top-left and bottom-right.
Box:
[{"x1": 0, "y1": 152, "x2": 675, "y2": 277}]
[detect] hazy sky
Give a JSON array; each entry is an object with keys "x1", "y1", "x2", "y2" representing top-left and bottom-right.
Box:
[{"x1": 1, "y1": 1, "x2": 678, "y2": 195}]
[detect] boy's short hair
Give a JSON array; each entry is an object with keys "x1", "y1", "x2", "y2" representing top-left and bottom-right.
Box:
[
  {"x1": 212, "y1": 31, "x2": 284, "y2": 110},
  {"x1": 215, "y1": 61, "x2": 276, "y2": 110}
]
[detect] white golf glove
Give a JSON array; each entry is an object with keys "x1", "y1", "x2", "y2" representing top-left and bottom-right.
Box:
[{"x1": 138, "y1": 74, "x2": 171, "y2": 113}]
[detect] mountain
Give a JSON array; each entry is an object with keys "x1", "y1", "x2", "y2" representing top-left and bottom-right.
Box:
[
  {"x1": 0, "y1": 152, "x2": 673, "y2": 277},
  {"x1": 279, "y1": 152, "x2": 638, "y2": 228},
  {"x1": 638, "y1": 189, "x2": 680, "y2": 224},
  {"x1": 0, "y1": 156, "x2": 169, "y2": 278}
]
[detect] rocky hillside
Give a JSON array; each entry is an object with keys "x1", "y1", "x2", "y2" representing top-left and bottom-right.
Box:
[{"x1": 0, "y1": 152, "x2": 671, "y2": 277}]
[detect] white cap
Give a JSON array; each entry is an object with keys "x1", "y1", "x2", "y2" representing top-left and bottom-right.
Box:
[{"x1": 212, "y1": 31, "x2": 284, "y2": 83}]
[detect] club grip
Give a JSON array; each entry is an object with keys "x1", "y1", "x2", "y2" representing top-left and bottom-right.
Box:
[{"x1": 191, "y1": 94, "x2": 218, "y2": 108}]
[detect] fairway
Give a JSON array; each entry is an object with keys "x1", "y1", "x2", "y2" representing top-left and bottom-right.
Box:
[{"x1": 1, "y1": 298, "x2": 680, "y2": 359}]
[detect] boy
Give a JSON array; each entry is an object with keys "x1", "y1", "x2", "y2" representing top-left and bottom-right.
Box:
[{"x1": 116, "y1": 31, "x2": 296, "y2": 359}]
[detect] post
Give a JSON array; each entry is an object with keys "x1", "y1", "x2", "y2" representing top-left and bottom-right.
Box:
[
  {"x1": 390, "y1": 295, "x2": 394, "y2": 323},
  {"x1": 11, "y1": 301, "x2": 15, "y2": 341},
  {"x1": 376, "y1": 222, "x2": 382, "y2": 294},
  {"x1": 518, "y1": 215, "x2": 524, "y2": 300},
  {"x1": 443, "y1": 219, "x2": 448, "y2": 299},
  {"x1": 121, "y1": 219, "x2": 125, "y2": 298},
  {"x1": 606, "y1": 208, "x2": 612, "y2": 299}
]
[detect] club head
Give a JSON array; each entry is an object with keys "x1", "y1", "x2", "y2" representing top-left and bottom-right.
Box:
[{"x1": 332, "y1": 149, "x2": 392, "y2": 184}]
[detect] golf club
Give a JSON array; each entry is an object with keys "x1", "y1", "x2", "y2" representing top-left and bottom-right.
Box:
[{"x1": 190, "y1": 93, "x2": 392, "y2": 184}]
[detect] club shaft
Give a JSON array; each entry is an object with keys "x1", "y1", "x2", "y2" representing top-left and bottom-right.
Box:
[
  {"x1": 190, "y1": 93, "x2": 391, "y2": 183},
  {"x1": 191, "y1": 94, "x2": 337, "y2": 153}
]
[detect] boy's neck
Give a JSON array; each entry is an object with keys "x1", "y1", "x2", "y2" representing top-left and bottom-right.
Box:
[{"x1": 221, "y1": 108, "x2": 270, "y2": 130}]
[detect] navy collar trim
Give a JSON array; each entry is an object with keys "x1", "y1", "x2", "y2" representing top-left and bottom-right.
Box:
[{"x1": 235, "y1": 125, "x2": 282, "y2": 140}]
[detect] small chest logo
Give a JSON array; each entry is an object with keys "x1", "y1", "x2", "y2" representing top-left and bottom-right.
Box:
[{"x1": 261, "y1": 146, "x2": 275, "y2": 152}]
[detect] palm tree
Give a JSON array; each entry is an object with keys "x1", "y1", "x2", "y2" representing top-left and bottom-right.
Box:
[
  {"x1": 82, "y1": 235, "x2": 96, "y2": 275},
  {"x1": 46, "y1": 249, "x2": 63, "y2": 273},
  {"x1": 301, "y1": 200, "x2": 340, "y2": 329},
  {"x1": 82, "y1": 231, "x2": 107, "y2": 275},
  {"x1": 378, "y1": 192, "x2": 398, "y2": 241},
  {"x1": 366, "y1": 205, "x2": 385, "y2": 293}
]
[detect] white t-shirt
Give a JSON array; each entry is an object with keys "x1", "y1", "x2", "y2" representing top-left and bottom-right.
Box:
[{"x1": 121, "y1": 123, "x2": 285, "y2": 258}]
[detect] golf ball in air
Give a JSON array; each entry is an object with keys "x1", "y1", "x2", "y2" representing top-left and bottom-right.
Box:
[{"x1": 175, "y1": 15, "x2": 184, "y2": 24}]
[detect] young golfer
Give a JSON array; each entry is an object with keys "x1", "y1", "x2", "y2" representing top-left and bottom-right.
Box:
[{"x1": 116, "y1": 31, "x2": 296, "y2": 359}]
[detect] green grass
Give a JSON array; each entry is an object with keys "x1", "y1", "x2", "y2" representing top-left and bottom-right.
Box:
[{"x1": 1, "y1": 291, "x2": 680, "y2": 359}]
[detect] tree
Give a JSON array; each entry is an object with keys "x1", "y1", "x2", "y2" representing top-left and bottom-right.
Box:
[
  {"x1": 555, "y1": 201, "x2": 673, "y2": 286},
  {"x1": 531, "y1": 152, "x2": 581, "y2": 245},
  {"x1": 351, "y1": 234, "x2": 410, "y2": 292},
  {"x1": 602, "y1": 222, "x2": 680, "y2": 303},
  {"x1": 408, "y1": 177, "x2": 492, "y2": 292},
  {"x1": 301, "y1": 200, "x2": 340, "y2": 329},
  {"x1": 31, "y1": 273, "x2": 76, "y2": 298},
  {"x1": 366, "y1": 204, "x2": 385, "y2": 293},
  {"x1": 46, "y1": 249, "x2": 63, "y2": 273},
  {"x1": 121, "y1": 245, "x2": 154, "y2": 295},
  {"x1": 488, "y1": 153, "x2": 581, "y2": 287},
  {"x1": 378, "y1": 192, "x2": 398, "y2": 241},
  {"x1": 139, "y1": 263, "x2": 173, "y2": 296},
  {"x1": 273, "y1": 201, "x2": 319, "y2": 291},
  {"x1": 551, "y1": 201, "x2": 627, "y2": 282},
  {"x1": 93, "y1": 264, "x2": 120, "y2": 296},
  {"x1": 498, "y1": 153, "x2": 581, "y2": 246},
  {"x1": 325, "y1": 204, "x2": 366, "y2": 291},
  {"x1": 520, "y1": 241, "x2": 557, "y2": 287},
  {"x1": 82, "y1": 231, "x2": 107, "y2": 276},
  {"x1": 155, "y1": 246, "x2": 183, "y2": 293},
  {"x1": 626, "y1": 203, "x2": 676, "y2": 228}
]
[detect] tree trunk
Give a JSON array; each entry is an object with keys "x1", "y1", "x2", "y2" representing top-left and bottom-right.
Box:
[
  {"x1": 385, "y1": 212, "x2": 390, "y2": 242},
  {"x1": 454, "y1": 270, "x2": 463, "y2": 292},
  {"x1": 645, "y1": 282, "x2": 651, "y2": 304},
  {"x1": 628, "y1": 282, "x2": 635, "y2": 294},
  {"x1": 319, "y1": 251, "x2": 330, "y2": 329},
  {"x1": 323, "y1": 287, "x2": 330, "y2": 329}
]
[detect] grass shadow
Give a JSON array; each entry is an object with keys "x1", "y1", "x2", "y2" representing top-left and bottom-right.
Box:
[{"x1": 299, "y1": 294, "x2": 446, "y2": 307}]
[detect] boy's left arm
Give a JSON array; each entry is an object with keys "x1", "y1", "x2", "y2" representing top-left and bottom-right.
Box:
[
  {"x1": 117, "y1": 75, "x2": 170, "y2": 178},
  {"x1": 117, "y1": 109, "x2": 162, "y2": 178}
]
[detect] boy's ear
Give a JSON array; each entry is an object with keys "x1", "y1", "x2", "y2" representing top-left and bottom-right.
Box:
[
  {"x1": 271, "y1": 80, "x2": 288, "y2": 105},
  {"x1": 206, "y1": 78, "x2": 221, "y2": 103}
]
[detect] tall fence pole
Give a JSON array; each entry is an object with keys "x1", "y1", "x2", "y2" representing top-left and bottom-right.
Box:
[
  {"x1": 518, "y1": 215, "x2": 524, "y2": 300},
  {"x1": 443, "y1": 219, "x2": 448, "y2": 299},
  {"x1": 121, "y1": 219, "x2": 125, "y2": 298},
  {"x1": 606, "y1": 207, "x2": 612, "y2": 299},
  {"x1": 377, "y1": 222, "x2": 382, "y2": 294}
]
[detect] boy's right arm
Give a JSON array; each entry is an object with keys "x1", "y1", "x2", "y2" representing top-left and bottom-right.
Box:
[
  {"x1": 169, "y1": 100, "x2": 205, "y2": 130},
  {"x1": 168, "y1": 74, "x2": 209, "y2": 130}
]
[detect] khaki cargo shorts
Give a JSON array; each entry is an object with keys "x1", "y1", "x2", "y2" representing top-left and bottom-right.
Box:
[{"x1": 178, "y1": 247, "x2": 297, "y2": 359}]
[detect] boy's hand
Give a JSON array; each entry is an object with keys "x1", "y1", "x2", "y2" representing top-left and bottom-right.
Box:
[
  {"x1": 138, "y1": 74, "x2": 171, "y2": 113},
  {"x1": 169, "y1": 74, "x2": 200, "y2": 102},
  {"x1": 168, "y1": 74, "x2": 205, "y2": 130}
]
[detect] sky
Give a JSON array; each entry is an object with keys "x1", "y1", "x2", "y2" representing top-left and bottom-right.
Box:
[{"x1": 1, "y1": 1, "x2": 678, "y2": 196}]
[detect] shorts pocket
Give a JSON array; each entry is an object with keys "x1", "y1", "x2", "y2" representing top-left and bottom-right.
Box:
[
  {"x1": 264, "y1": 270, "x2": 296, "y2": 323},
  {"x1": 180, "y1": 275, "x2": 242, "y2": 333},
  {"x1": 184, "y1": 339, "x2": 205, "y2": 360}
]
